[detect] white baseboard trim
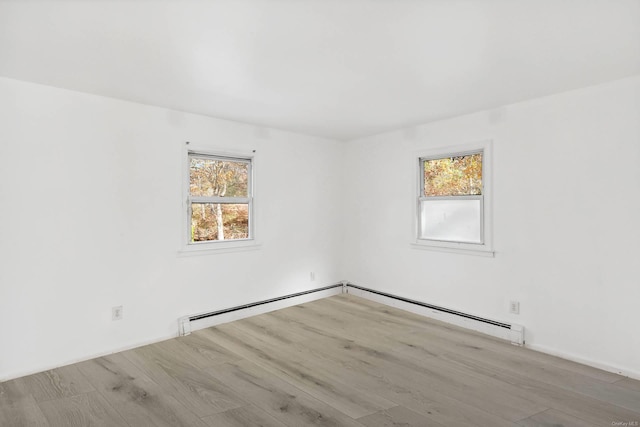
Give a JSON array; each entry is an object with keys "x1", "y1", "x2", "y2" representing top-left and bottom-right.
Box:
[
  {"x1": 346, "y1": 285, "x2": 524, "y2": 346},
  {"x1": 179, "y1": 284, "x2": 344, "y2": 336},
  {"x1": 526, "y1": 343, "x2": 640, "y2": 381},
  {"x1": 2, "y1": 285, "x2": 343, "y2": 383},
  {"x1": 0, "y1": 333, "x2": 176, "y2": 383},
  {"x1": 7, "y1": 282, "x2": 635, "y2": 384},
  {"x1": 347, "y1": 284, "x2": 638, "y2": 380}
]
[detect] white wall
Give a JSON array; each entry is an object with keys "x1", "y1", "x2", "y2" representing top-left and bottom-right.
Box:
[
  {"x1": 0, "y1": 77, "x2": 344, "y2": 381},
  {"x1": 2, "y1": 74, "x2": 639, "y2": 381},
  {"x1": 341, "y1": 75, "x2": 640, "y2": 378}
]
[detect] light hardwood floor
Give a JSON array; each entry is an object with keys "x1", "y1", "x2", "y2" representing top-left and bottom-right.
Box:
[{"x1": 1, "y1": 294, "x2": 639, "y2": 426}]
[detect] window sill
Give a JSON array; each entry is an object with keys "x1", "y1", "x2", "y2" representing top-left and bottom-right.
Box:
[
  {"x1": 178, "y1": 240, "x2": 262, "y2": 256},
  {"x1": 410, "y1": 242, "x2": 494, "y2": 257}
]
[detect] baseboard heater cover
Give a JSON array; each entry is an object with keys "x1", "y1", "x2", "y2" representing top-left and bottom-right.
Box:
[
  {"x1": 178, "y1": 283, "x2": 344, "y2": 336},
  {"x1": 178, "y1": 281, "x2": 524, "y2": 346},
  {"x1": 345, "y1": 283, "x2": 524, "y2": 346}
]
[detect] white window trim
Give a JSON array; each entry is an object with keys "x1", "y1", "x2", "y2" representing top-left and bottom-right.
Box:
[
  {"x1": 179, "y1": 142, "x2": 260, "y2": 255},
  {"x1": 412, "y1": 140, "x2": 494, "y2": 257}
]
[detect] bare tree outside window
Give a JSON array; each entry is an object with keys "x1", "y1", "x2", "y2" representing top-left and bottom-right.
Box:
[{"x1": 188, "y1": 155, "x2": 251, "y2": 242}]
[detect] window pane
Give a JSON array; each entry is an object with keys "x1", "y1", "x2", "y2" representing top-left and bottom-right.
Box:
[
  {"x1": 191, "y1": 203, "x2": 249, "y2": 242},
  {"x1": 423, "y1": 153, "x2": 482, "y2": 196},
  {"x1": 420, "y1": 199, "x2": 482, "y2": 243},
  {"x1": 190, "y1": 157, "x2": 249, "y2": 197}
]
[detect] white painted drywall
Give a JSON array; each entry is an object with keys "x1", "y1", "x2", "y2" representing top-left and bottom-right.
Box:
[
  {"x1": 341, "y1": 75, "x2": 640, "y2": 378},
  {"x1": 0, "y1": 77, "x2": 344, "y2": 380},
  {"x1": 2, "y1": 74, "x2": 639, "y2": 381}
]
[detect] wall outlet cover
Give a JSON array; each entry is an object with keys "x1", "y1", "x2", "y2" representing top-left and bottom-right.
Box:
[{"x1": 509, "y1": 301, "x2": 520, "y2": 315}]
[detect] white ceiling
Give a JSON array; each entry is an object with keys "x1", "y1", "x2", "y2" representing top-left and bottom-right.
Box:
[{"x1": 1, "y1": 1, "x2": 639, "y2": 140}]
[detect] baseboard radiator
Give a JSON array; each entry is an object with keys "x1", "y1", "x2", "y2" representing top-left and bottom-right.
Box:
[
  {"x1": 345, "y1": 283, "x2": 524, "y2": 346},
  {"x1": 178, "y1": 283, "x2": 344, "y2": 336},
  {"x1": 178, "y1": 281, "x2": 524, "y2": 346}
]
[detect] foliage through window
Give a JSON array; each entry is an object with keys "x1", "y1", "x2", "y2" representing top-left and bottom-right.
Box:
[
  {"x1": 188, "y1": 153, "x2": 252, "y2": 243},
  {"x1": 419, "y1": 152, "x2": 484, "y2": 244}
]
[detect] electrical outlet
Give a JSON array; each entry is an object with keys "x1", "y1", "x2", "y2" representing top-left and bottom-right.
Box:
[
  {"x1": 509, "y1": 301, "x2": 520, "y2": 315},
  {"x1": 112, "y1": 306, "x2": 123, "y2": 321},
  {"x1": 310, "y1": 272, "x2": 316, "y2": 281}
]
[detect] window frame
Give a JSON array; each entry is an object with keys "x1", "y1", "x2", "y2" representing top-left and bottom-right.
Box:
[
  {"x1": 180, "y1": 143, "x2": 259, "y2": 255},
  {"x1": 413, "y1": 141, "x2": 494, "y2": 256}
]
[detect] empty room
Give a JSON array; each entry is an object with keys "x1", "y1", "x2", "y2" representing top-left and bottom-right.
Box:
[{"x1": 1, "y1": 1, "x2": 639, "y2": 426}]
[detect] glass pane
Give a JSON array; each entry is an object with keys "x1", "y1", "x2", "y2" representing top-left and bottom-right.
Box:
[
  {"x1": 420, "y1": 199, "x2": 482, "y2": 243},
  {"x1": 190, "y1": 157, "x2": 249, "y2": 197},
  {"x1": 191, "y1": 203, "x2": 249, "y2": 242},
  {"x1": 423, "y1": 153, "x2": 482, "y2": 196}
]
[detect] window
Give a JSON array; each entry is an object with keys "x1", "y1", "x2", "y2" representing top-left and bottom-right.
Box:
[
  {"x1": 416, "y1": 143, "x2": 492, "y2": 254},
  {"x1": 187, "y1": 152, "x2": 253, "y2": 245}
]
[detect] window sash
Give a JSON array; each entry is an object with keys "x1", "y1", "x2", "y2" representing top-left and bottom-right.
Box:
[
  {"x1": 187, "y1": 152, "x2": 253, "y2": 244},
  {"x1": 417, "y1": 195, "x2": 484, "y2": 244},
  {"x1": 188, "y1": 152, "x2": 251, "y2": 164},
  {"x1": 418, "y1": 195, "x2": 482, "y2": 202},
  {"x1": 189, "y1": 196, "x2": 251, "y2": 204},
  {"x1": 188, "y1": 202, "x2": 252, "y2": 244},
  {"x1": 417, "y1": 149, "x2": 485, "y2": 245},
  {"x1": 188, "y1": 152, "x2": 252, "y2": 198},
  {"x1": 420, "y1": 150, "x2": 483, "y2": 197}
]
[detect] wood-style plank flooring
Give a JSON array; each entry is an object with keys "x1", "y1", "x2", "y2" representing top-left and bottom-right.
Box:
[{"x1": 1, "y1": 294, "x2": 639, "y2": 426}]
